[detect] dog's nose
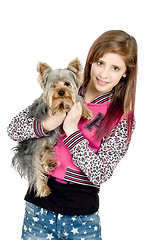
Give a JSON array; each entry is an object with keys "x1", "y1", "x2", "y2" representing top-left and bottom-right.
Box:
[{"x1": 58, "y1": 90, "x2": 65, "y2": 96}]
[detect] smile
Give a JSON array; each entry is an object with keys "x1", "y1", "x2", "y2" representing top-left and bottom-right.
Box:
[{"x1": 96, "y1": 77, "x2": 110, "y2": 86}]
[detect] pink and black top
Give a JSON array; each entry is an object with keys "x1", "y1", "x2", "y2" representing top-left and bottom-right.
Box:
[{"x1": 7, "y1": 87, "x2": 135, "y2": 215}]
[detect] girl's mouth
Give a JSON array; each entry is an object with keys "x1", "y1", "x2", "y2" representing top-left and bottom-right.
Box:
[{"x1": 96, "y1": 77, "x2": 110, "y2": 86}]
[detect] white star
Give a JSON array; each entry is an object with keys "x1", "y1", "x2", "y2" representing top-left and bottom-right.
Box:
[
  {"x1": 23, "y1": 225, "x2": 27, "y2": 232},
  {"x1": 64, "y1": 231, "x2": 69, "y2": 237},
  {"x1": 58, "y1": 214, "x2": 63, "y2": 220},
  {"x1": 71, "y1": 216, "x2": 77, "y2": 221},
  {"x1": 90, "y1": 217, "x2": 94, "y2": 221},
  {"x1": 49, "y1": 219, "x2": 54, "y2": 225},
  {"x1": 81, "y1": 238, "x2": 85, "y2": 240},
  {"x1": 94, "y1": 225, "x2": 98, "y2": 231},
  {"x1": 84, "y1": 231, "x2": 87, "y2": 234},
  {"x1": 33, "y1": 217, "x2": 39, "y2": 222},
  {"x1": 28, "y1": 227, "x2": 32, "y2": 232},
  {"x1": 71, "y1": 227, "x2": 79, "y2": 235},
  {"x1": 46, "y1": 233, "x2": 54, "y2": 240},
  {"x1": 40, "y1": 208, "x2": 44, "y2": 214},
  {"x1": 82, "y1": 222, "x2": 86, "y2": 225},
  {"x1": 63, "y1": 222, "x2": 65, "y2": 226}
]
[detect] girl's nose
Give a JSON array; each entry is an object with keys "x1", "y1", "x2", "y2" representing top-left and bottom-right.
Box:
[{"x1": 99, "y1": 67, "x2": 109, "y2": 79}]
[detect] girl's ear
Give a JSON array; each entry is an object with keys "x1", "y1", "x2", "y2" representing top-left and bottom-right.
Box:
[
  {"x1": 37, "y1": 62, "x2": 51, "y2": 89},
  {"x1": 123, "y1": 72, "x2": 127, "y2": 78},
  {"x1": 67, "y1": 58, "x2": 83, "y2": 88}
]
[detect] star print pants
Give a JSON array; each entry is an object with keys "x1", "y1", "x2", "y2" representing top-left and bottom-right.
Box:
[{"x1": 21, "y1": 202, "x2": 102, "y2": 240}]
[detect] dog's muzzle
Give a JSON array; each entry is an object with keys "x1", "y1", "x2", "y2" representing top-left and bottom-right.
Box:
[{"x1": 58, "y1": 90, "x2": 65, "y2": 96}]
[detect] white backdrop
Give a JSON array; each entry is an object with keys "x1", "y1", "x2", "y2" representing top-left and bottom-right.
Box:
[{"x1": 1, "y1": 0, "x2": 160, "y2": 239}]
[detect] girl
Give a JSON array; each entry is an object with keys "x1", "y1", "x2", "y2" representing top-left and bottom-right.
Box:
[{"x1": 7, "y1": 30, "x2": 137, "y2": 240}]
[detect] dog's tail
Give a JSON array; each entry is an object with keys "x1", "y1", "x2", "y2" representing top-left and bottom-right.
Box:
[{"x1": 11, "y1": 140, "x2": 36, "y2": 185}]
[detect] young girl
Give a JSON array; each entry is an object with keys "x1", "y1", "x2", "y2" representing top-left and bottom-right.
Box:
[{"x1": 8, "y1": 30, "x2": 137, "y2": 240}]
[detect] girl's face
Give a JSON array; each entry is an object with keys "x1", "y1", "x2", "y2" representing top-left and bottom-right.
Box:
[{"x1": 89, "y1": 52, "x2": 127, "y2": 95}]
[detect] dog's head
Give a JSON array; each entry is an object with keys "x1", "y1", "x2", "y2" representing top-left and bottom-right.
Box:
[{"x1": 37, "y1": 58, "x2": 83, "y2": 112}]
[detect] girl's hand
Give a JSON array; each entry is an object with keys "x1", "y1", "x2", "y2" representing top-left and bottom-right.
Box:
[
  {"x1": 63, "y1": 102, "x2": 82, "y2": 136},
  {"x1": 42, "y1": 109, "x2": 66, "y2": 132}
]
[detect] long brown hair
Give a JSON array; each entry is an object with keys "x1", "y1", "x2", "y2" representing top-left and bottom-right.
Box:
[{"x1": 84, "y1": 30, "x2": 138, "y2": 141}]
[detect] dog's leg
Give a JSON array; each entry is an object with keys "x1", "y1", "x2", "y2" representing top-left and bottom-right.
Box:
[
  {"x1": 41, "y1": 146, "x2": 58, "y2": 172},
  {"x1": 34, "y1": 151, "x2": 51, "y2": 197},
  {"x1": 38, "y1": 146, "x2": 59, "y2": 197},
  {"x1": 36, "y1": 171, "x2": 51, "y2": 197},
  {"x1": 76, "y1": 95, "x2": 93, "y2": 121},
  {"x1": 81, "y1": 103, "x2": 93, "y2": 120}
]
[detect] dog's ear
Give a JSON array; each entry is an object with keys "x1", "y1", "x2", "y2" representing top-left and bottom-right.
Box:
[
  {"x1": 67, "y1": 58, "x2": 83, "y2": 88},
  {"x1": 37, "y1": 62, "x2": 51, "y2": 89}
]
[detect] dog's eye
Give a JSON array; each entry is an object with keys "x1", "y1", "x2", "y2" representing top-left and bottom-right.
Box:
[{"x1": 64, "y1": 82, "x2": 70, "y2": 86}]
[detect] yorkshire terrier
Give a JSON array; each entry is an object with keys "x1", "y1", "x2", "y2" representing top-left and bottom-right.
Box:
[{"x1": 12, "y1": 58, "x2": 93, "y2": 197}]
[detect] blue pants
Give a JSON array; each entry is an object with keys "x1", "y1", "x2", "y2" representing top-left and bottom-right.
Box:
[{"x1": 21, "y1": 202, "x2": 102, "y2": 239}]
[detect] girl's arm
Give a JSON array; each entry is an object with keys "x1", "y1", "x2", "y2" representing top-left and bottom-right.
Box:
[
  {"x1": 7, "y1": 107, "x2": 42, "y2": 141},
  {"x1": 7, "y1": 107, "x2": 66, "y2": 142},
  {"x1": 63, "y1": 118, "x2": 135, "y2": 186}
]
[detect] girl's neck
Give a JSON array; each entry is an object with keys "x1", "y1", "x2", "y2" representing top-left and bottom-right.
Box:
[
  {"x1": 84, "y1": 82, "x2": 112, "y2": 103},
  {"x1": 84, "y1": 83, "x2": 97, "y2": 103}
]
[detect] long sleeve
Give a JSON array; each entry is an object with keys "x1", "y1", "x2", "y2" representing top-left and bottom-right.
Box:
[
  {"x1": 7, "y1": 107, "x2": 51, "y2": 142},
  {"x1": 63, "y1": 118, "x2": 135, "y2": 186}
]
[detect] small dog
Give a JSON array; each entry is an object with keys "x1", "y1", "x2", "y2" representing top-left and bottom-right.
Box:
[{"x1": 12, "y1": 58, "x2": 93, "y2": 197}]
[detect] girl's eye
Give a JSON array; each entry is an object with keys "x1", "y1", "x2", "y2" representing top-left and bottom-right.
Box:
[
  {"x1": 64, "y1": 82, "x2": 70, "y2": 86},
  {"x1": 97, "y1": 60, "x2": 104, "y2": 66},
  {"x1": 112, "y1": 66, "x2": 120, "y2": 71}
]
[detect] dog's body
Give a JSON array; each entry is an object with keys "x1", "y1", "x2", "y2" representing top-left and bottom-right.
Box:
[{"x1": 12, "y1": 59, "x2": 93, "y2": 197}]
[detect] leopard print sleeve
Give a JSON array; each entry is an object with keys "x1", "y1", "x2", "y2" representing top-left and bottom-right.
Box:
[
  {"x1": 63, "y1": 118, "x2": 135, "y2": 186},
  {"x1": 7, "y1": 107, "x2": 51, "y2": 142}
]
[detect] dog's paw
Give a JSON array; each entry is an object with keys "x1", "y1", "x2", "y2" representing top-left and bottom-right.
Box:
[
  {"x1": 85, "y1": 110, "x2": 93, "y2": 121},
  {"x1": 48, "y1": 161, "x2": 58, "y2": 171},
  {"x1": 39, "y1": 185, "x2": 51, "y2": 197},
  {"x1": 44, "y1": 159, "x2": 58, "y2": 171},
  {"x1": 82, "y1": 108, "x2": 93, "y2": 121}
]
